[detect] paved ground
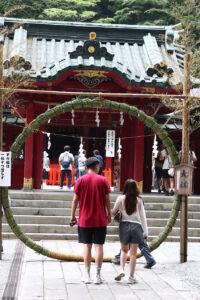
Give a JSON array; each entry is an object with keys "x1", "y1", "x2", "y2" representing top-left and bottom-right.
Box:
[{"x1": 1, "y1": 240, "x2": 200, "y2": 300}]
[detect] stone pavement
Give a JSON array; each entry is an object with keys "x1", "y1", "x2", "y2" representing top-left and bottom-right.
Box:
[{"x1": 0, "y1": 240, "x2": 200, "y2": 300}]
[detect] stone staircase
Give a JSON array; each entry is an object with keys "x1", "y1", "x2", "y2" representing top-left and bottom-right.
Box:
[{"x1": 2, "y1": 190, "x2": 200, "y2": 242}]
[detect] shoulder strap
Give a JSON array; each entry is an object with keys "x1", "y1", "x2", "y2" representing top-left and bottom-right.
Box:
[{"x1": 119, "y1": 196, "x2": 123, "y2": 211}]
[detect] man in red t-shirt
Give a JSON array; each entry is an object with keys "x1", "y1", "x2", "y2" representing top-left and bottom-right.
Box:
[{"x1": 71, "y1": 157, "x2": 111, "y2": 284}]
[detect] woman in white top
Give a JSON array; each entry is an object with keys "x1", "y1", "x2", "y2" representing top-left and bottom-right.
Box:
[{"x1": 112, "y1": 179, "x2": 148, "y2": 284}]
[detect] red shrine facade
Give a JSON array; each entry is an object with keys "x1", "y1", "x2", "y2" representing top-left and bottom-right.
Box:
[{"x1": 2, "y1": 18, "x2": 200, "y2": 193}]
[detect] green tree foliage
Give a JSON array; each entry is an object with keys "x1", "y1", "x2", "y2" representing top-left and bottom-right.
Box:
[
  {"x1": 0, "y1": 0, "x2": 176, "y2": 24},
  {"x1": 40, "y1": 0, "x2": 100, "y2": 22},
  {"x1": 165, "y1": 0, "x2": 200, "y2": 78},
  {"x1": 113, "y1": 0, "x2": 175, "y2": 25},
  {"x1": 0, "y1": 0, "x2": 45, "y2": 19}
]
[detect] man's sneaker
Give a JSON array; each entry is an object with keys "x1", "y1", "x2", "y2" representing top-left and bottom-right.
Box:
[
  {"x1": 170, "y1": 190, "x2": 174, "y2": 196},
  {"x1": 81, "y1": 273, "x2": 92, "y2": 284},
  {"x1": 144, "y1": 261, "x2": 156, "y2": 269},
  {"x1": 128, "y1": 276, "x2": 137, "y2": 284},
  {"x1": 94, "y1": 274, "x2": 103, "y2": 284},
  {"x1": 114, "y1": 271, "x2": 125, "y2": 281},
  {"x1": 112, "y1": 258, "x2": 120, "y2": 265}
]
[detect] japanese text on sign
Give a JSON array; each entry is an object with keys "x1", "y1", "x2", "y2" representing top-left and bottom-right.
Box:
[
  {"x1": 180, "y1": 169, "x2": 189, "y2": 189},
  {"x1": 175, "y1": 164, "x2": 194, "y2": 195},
  {"x1": 106, "y1": 130, "x2": 115, "y2": 157},
  {"x1": 0, "y1": 152, "x2": 11, "y2": 186}
]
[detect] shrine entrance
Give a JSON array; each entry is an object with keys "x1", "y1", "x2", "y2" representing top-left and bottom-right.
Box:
[{"x1": 2, "y1": 97, "x2": 181, "y2": 261}]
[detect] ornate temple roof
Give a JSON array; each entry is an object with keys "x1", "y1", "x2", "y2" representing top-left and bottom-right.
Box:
[{"x1": 1, "y1": 17, "x2": 199, "y2": 88}]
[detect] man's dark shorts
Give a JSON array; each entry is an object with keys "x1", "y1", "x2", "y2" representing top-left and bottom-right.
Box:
[
  {"x1": 155, "y1": 167, "x2": 162, "y2": 179},
  {"x1": 162, "y1": 169, "x2": 170, "y2": 178},
  {"x1": 78, "y1": 226, "x2": 107, "y2": 244}
]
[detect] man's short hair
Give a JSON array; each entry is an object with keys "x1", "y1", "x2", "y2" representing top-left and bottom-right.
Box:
[
  {"x1": 86, "y1": 157, "x2": 99, "y2": 169},
  {"x1": 64, "y1": 145, "x2": 70, "y2": 151},
  {"x1": 93, "y1": 149, "x2": 100, "y2": 156}
]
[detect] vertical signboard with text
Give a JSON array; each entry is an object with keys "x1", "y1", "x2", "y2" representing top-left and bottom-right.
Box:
[
  {"x1": 106, "y1": 130, "x2": 115, "y2": 157},
  {"x1": 0, "y1": 152, "x2": 11, "y2": 186}
]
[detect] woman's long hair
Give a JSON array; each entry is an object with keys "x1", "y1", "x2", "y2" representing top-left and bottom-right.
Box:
[{"x1": 123, "y1": 179, "x2": 140, "y2": 215}]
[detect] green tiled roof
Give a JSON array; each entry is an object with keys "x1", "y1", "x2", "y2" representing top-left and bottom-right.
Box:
[{"x1": 1, "y1": 17, "x2": 199, "y2": 88}]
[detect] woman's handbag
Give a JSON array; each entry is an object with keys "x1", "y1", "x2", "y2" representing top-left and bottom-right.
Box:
[
  {"x1": 168, "y1": 167, "x2": 174, "y2": 177},
  {"x1": 113, "y1": 197, "x2": 122, "y2": 223}
]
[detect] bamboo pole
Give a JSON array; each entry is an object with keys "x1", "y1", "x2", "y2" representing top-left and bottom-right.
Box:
[
  {"x1": 180, "y1": 53, "x2": 191, "y2": 263},
  {"x1": 1, "y1": 88, "x2": 199, "y2": 100},
  {"x1": 0, "y1": 42, "x2": 3, "y2": 260}
]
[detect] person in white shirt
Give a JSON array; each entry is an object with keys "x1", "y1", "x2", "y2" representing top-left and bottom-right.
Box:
[
  {"x1": 112, "y1": 179, "x2": 148, "y2": 284},
  {"x1": 78, "y1": 150, "x2": 87, "y2": 177},
  {"x1": 59, "y1": 145, "x2": 74, "y2": 189},
  {"x1": 161, "y1": 147, "x2": 171, "y2": 196},
  {"x1": 178, "y1": 146, "x2": 197, "y2": 165}
]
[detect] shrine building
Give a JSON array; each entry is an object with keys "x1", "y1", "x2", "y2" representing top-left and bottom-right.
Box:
[{"x1": 1, "y1": 18, "x2": 200, "y2": 193}]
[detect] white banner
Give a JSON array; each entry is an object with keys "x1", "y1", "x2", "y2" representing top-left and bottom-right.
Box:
[
  {"x1": 0, "y1": 152, "x2": 11, "y2": 186},
  {"x1": 106, "y1": 130, "x2": 115, "y2": 157}
]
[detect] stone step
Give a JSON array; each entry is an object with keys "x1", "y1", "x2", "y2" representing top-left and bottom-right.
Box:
[
  {"x1": 10, "y1": 199, "x2": 178, "y2": 209},
  {"x1": 2, "y1": 224, "x2": 119, "y2": 234},
  {"x1": 11, "y1": 207, "x2": 72, "y2": 216},
  {"x1": 8, "y1": 191, "x2": 119, "y2": 201},
  {"x1": 3, "y1": 232, "x2": 200, "y2": 242},
  {"x1": 146, "y1": 210, "x2": 200, "y2": 219},
  {"x1": 2, "y1": 223, "x2": 200, "y2": 237},
  {"x1": 6, "y1": 207, "x2": 200, "y2": 220},
  {"x1": 9, "y1": 190, "x2": 200, "y2": 204},
  {"x1": 11, "y1": 199, "x2": 73, "y2": 208},
  {"x1": 11, "y1": 200, "x2": 200, "y2": 215},
  {"x1": 5, "y1": 206, "x2": 175, "y2": 217},
  {"x1": 5, "y1": 190, "x2": 200, "y2": 242},
  {"x1": 3, "y1": 215, "x2": 200, "y2": 228},
  {"x1": 0, "y1": 232, "x2": 123, "y2": 241}
]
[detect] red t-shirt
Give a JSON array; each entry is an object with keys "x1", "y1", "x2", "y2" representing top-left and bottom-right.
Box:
[{"x1": 74, "y1": 173, "x2": 111, "y2": 227}]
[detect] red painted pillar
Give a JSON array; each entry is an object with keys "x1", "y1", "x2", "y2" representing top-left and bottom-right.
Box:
[
  {"x1": 23, "y1": 103, "x2": 34, "y2": 189},
  {"x1": 120, "y1": 114, "x2": 135, "y2": 190},
  {"x1": 133, "y1": 118, "x2": 144, "y2": 193},
  {"x1": 34, "y1": 128, "x2": 43, "y2": 189},
  {"x1": 143, "y1": 133, "x2": 153, "y2": 193},
  {"x1": 82, "y1": 127, "x2": 89, "y2": 156},
  {"x1": 5, "y1": 126, "x2": 13, "y2": 150}
]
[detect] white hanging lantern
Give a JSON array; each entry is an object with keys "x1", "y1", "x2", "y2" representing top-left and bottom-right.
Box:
[
  {"x1": 47, "y1": 105, "x2": 50, "y2": 124},
  {"x1": 71, "y1": 109, "x2": 75, "y2": 125},
  {"x1": 120, "y1": 112, "x2": 124, "y2": 126},
  {"x1": 47, "y1": 132, "x2": 51, "y2": 150},
  {"x1": 95, "y1": 109, "x2": 100, "y2": 127},
  {"x1": 152, "y1": 134, "x2": 158, "y2": 157},
  {"x1": 79, "y1": 137, "x2": 84, "y2": 157},
  {"x1": 117, "y1": 138, "x2": 122, "y2": 161}
]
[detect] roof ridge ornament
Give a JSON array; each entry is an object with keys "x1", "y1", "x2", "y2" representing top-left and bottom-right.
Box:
[
  {"x1": 89, "y1": 32, "x2": 96, "y2": 41},
  {"x1": 69, "y1": 32, "x2": 114, "y2": 61}
]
